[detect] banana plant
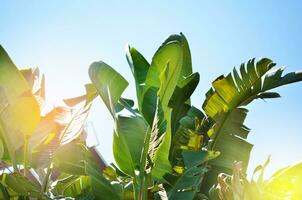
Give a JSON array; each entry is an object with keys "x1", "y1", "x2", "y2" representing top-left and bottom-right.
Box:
[
  {"x1": 78, "y1": 33, "x2": 217, "y2": 200},
  {"x1": 0, "y1": 32, "x2": 302, "y2": 200},
  {"x1": 85, "y1": 33, "x2": 302, "y2": 200},
  {"x1": 200, "y1": 58, "x2": 302, "y2": 193}
]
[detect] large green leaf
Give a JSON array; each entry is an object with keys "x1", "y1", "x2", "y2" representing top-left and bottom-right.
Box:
[
  {"x1": 145, "y1": 36, "x2": 183, "y2": 107},
  {"x1": 201, "y1": 58, "x2": 302, "y2": 193},
  {"x1": 126, "y1": 46, "x2": 150, "y2": 111},
  {"x1": 144, "y1": 34, "x2": 195, "y2": 180},
  {"x1": 158, "y1": 33, "x2": 192, "y2": 84},
  {"x1": 0, "y1": 46, "x2": 40, "y2": 137},
  {"x1": 130, "y1": 34, "x2": 191, "y2": 125},
  {"x1": 89, "y1": 61, "x2": 128, "y2": 116},
  {"x1": 122, "y1": 34, "x2": 194, "y2": 183},
  {"x1": 113, "y1": 115, "x2": 148, "y2": 176},
  {"x1": 0, "y1": 46, "x2": 40, "y2": 167},
  {"x1": 89, "y1": 60, "x2": 147, "y2": 177}
]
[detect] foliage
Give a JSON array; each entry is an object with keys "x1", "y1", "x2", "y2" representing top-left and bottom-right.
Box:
[
  {"x1": 0, "y1": 33, "x2": 302, "y2": 200},
  {"x1": 209, "y1": 158, "x2": 302, "y2": 200}
]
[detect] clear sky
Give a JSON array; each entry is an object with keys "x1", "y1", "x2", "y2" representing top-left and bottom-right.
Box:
[{"x1": 1, "y1": 0, "x2": 301, "y2": 177}]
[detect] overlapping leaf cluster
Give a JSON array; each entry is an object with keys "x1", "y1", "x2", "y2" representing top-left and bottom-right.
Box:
[
  {"x1": 0, "y1": 45, "x2": 94, "y2": 199},
  {"x1": 0, "y1": 33, "x2": 302, "y2": 200}
]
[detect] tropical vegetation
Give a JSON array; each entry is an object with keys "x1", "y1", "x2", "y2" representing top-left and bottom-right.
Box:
[{"x1": 0, "y1": 33, "x2": 301, "y2": 199}]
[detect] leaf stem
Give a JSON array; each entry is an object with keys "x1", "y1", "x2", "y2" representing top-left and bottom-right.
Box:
[
  {"x1": 42, "y1": 161, "x2": 52, "y2": 192},
  {"x1": 23, "y1": 135, "x2": 29, "y2": 177}
]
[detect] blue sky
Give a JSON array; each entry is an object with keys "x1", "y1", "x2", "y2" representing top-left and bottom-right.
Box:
[{"x1": 1, "y1": 0, "x2": 301, "y2": 177}]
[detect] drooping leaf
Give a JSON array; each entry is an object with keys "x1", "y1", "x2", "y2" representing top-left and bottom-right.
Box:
[
  {"x1": 89, "y1": 61, "x2": 128, "y2": 116},
  {"x1": 201, "y1": 58, "x2": 302, "y2": 193}
]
